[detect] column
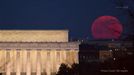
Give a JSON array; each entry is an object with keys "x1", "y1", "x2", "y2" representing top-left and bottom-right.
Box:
[
  {"x1": 26, "y1": 50, "x2": 31, "y2": 75},
  {"x1": 75, "y1": 51, "x2": 79, "y2": 63},
  {"x1": 56, "y1": 51, "x2": 60, "y2": 72},
  {"x1": 63, "y1": 50, "x2": 66, "y2": 63},
  {"x1": 6, "y1": 50, "x2": 11, "y2": 75},
  {"x1": 46, "y1": 51, "x2": 51, "y2": 75},
  {"x1": 36, "y1": 51, "x2": 41, "y2": 75},
  {"x1": 16, "y1": 51, "x2": 20, "y2": 75},
  {"x1": 53, "y1": 50, "x2": 57, "y2": 73},
  {"x1": 46, "y1": 62, "x2": 50, "y2": 75}
]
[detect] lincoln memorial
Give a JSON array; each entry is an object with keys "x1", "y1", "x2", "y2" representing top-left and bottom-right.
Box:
[{"x1": 0, "y1": 30, "x2": 79, "y2": 75}]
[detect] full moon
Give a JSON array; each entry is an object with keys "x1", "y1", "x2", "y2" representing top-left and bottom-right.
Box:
[{"x1": 91, "y1": 16, "x2": 123, "y2": 39}]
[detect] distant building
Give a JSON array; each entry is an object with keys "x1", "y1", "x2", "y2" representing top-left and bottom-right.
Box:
[
  {"x1": 0, "y1": 30, "x2": 79, "y2": 75},
  {"x1": 79, "y1": 40, "x2": 133, "y2": 62}
]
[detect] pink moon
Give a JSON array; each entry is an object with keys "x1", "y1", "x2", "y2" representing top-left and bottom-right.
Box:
[{"x1": 91, "y1": 16, "x2": 123, "y2": 39}]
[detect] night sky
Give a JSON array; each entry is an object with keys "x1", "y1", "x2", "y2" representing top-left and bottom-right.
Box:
[{"x1": 0, "y1": 0, "x2": 134, "y2": 39}]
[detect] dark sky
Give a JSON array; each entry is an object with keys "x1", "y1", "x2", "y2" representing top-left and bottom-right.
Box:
[{"x1": 0, "y1": 0, "x2": 133, "y2": 39}]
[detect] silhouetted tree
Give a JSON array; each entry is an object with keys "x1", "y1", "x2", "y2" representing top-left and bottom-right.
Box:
[
  {"x1": 71, "y1": 63, "x2": 79, "y2": 75},
  {"x1": 57, "y1": 62, "x2": 99, "y2": 75},
  {"x1": 56, "y1": 63, "x2": 79, "y2": 75},
  {"x1": 56, "y1": 63, "x2": 71, "y2": 75}
]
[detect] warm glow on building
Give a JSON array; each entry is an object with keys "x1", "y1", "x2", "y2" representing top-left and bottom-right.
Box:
[
  {"x1": 0, "y1": 30, "x2": 79, "y2": 75},
  {"x1": 0, "y1": 30, "x2": 68, "y2": 42},
  {"x1": 99, "y1": 50, "x2": 113, "y2": 62}
]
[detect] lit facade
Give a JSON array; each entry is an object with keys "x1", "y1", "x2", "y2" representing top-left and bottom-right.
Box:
[
  {"x1": 0, "y1": 30, "x2": 79, "y2": 75},
  {"x1": 99, "y1": 50, "x2": 113, "y2": 62}
]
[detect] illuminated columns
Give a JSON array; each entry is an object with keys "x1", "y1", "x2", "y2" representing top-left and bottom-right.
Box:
[
  {"x1": 56, "y1": 51, "x2": 60, "y2": 72},
  {"x1": 63, "y1": 50, "x2": 67, "y2": 63},
  {"x1": 76, "y1": 51, "x2": 79, "y2": 63},
  {"x1": 16, "y1": 51, "x2": 21, "y2": 75},
  {"x1": 0, "y1": 42, "x2": 79, "y2": 75},
  {"x1": 51, "y1": 50, "x2": 55, "y2": 74},
  {"x1": 22, "y1": 49, "x2": 27, "y2": 74},
  {"x1": 53, "y1": 50, "x2": 57, "y2": 72},
  {"x1": 6, "y1": 51, "x2": 11, "y2": 75},
  {"x1": 46, "y1": 62, "x2": 51, "y2": 75},
  {"x1": 26, "y1": 51, "x2": 31, "y2": 75},
  {"x1": 36, "y1": 51, "x2": 41, "y2": 75},
  {"x1": 46, "y1": 51, "x2": 51, "y2": 75}
]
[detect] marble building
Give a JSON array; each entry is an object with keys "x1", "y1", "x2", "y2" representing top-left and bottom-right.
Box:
[{"x1": 0, "y1": 30, "x2": 79, "y2": 75}]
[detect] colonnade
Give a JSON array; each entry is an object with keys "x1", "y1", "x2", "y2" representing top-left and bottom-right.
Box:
[{"x1": 0, "y1": 49, "x2": 78, "y2": 75}]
